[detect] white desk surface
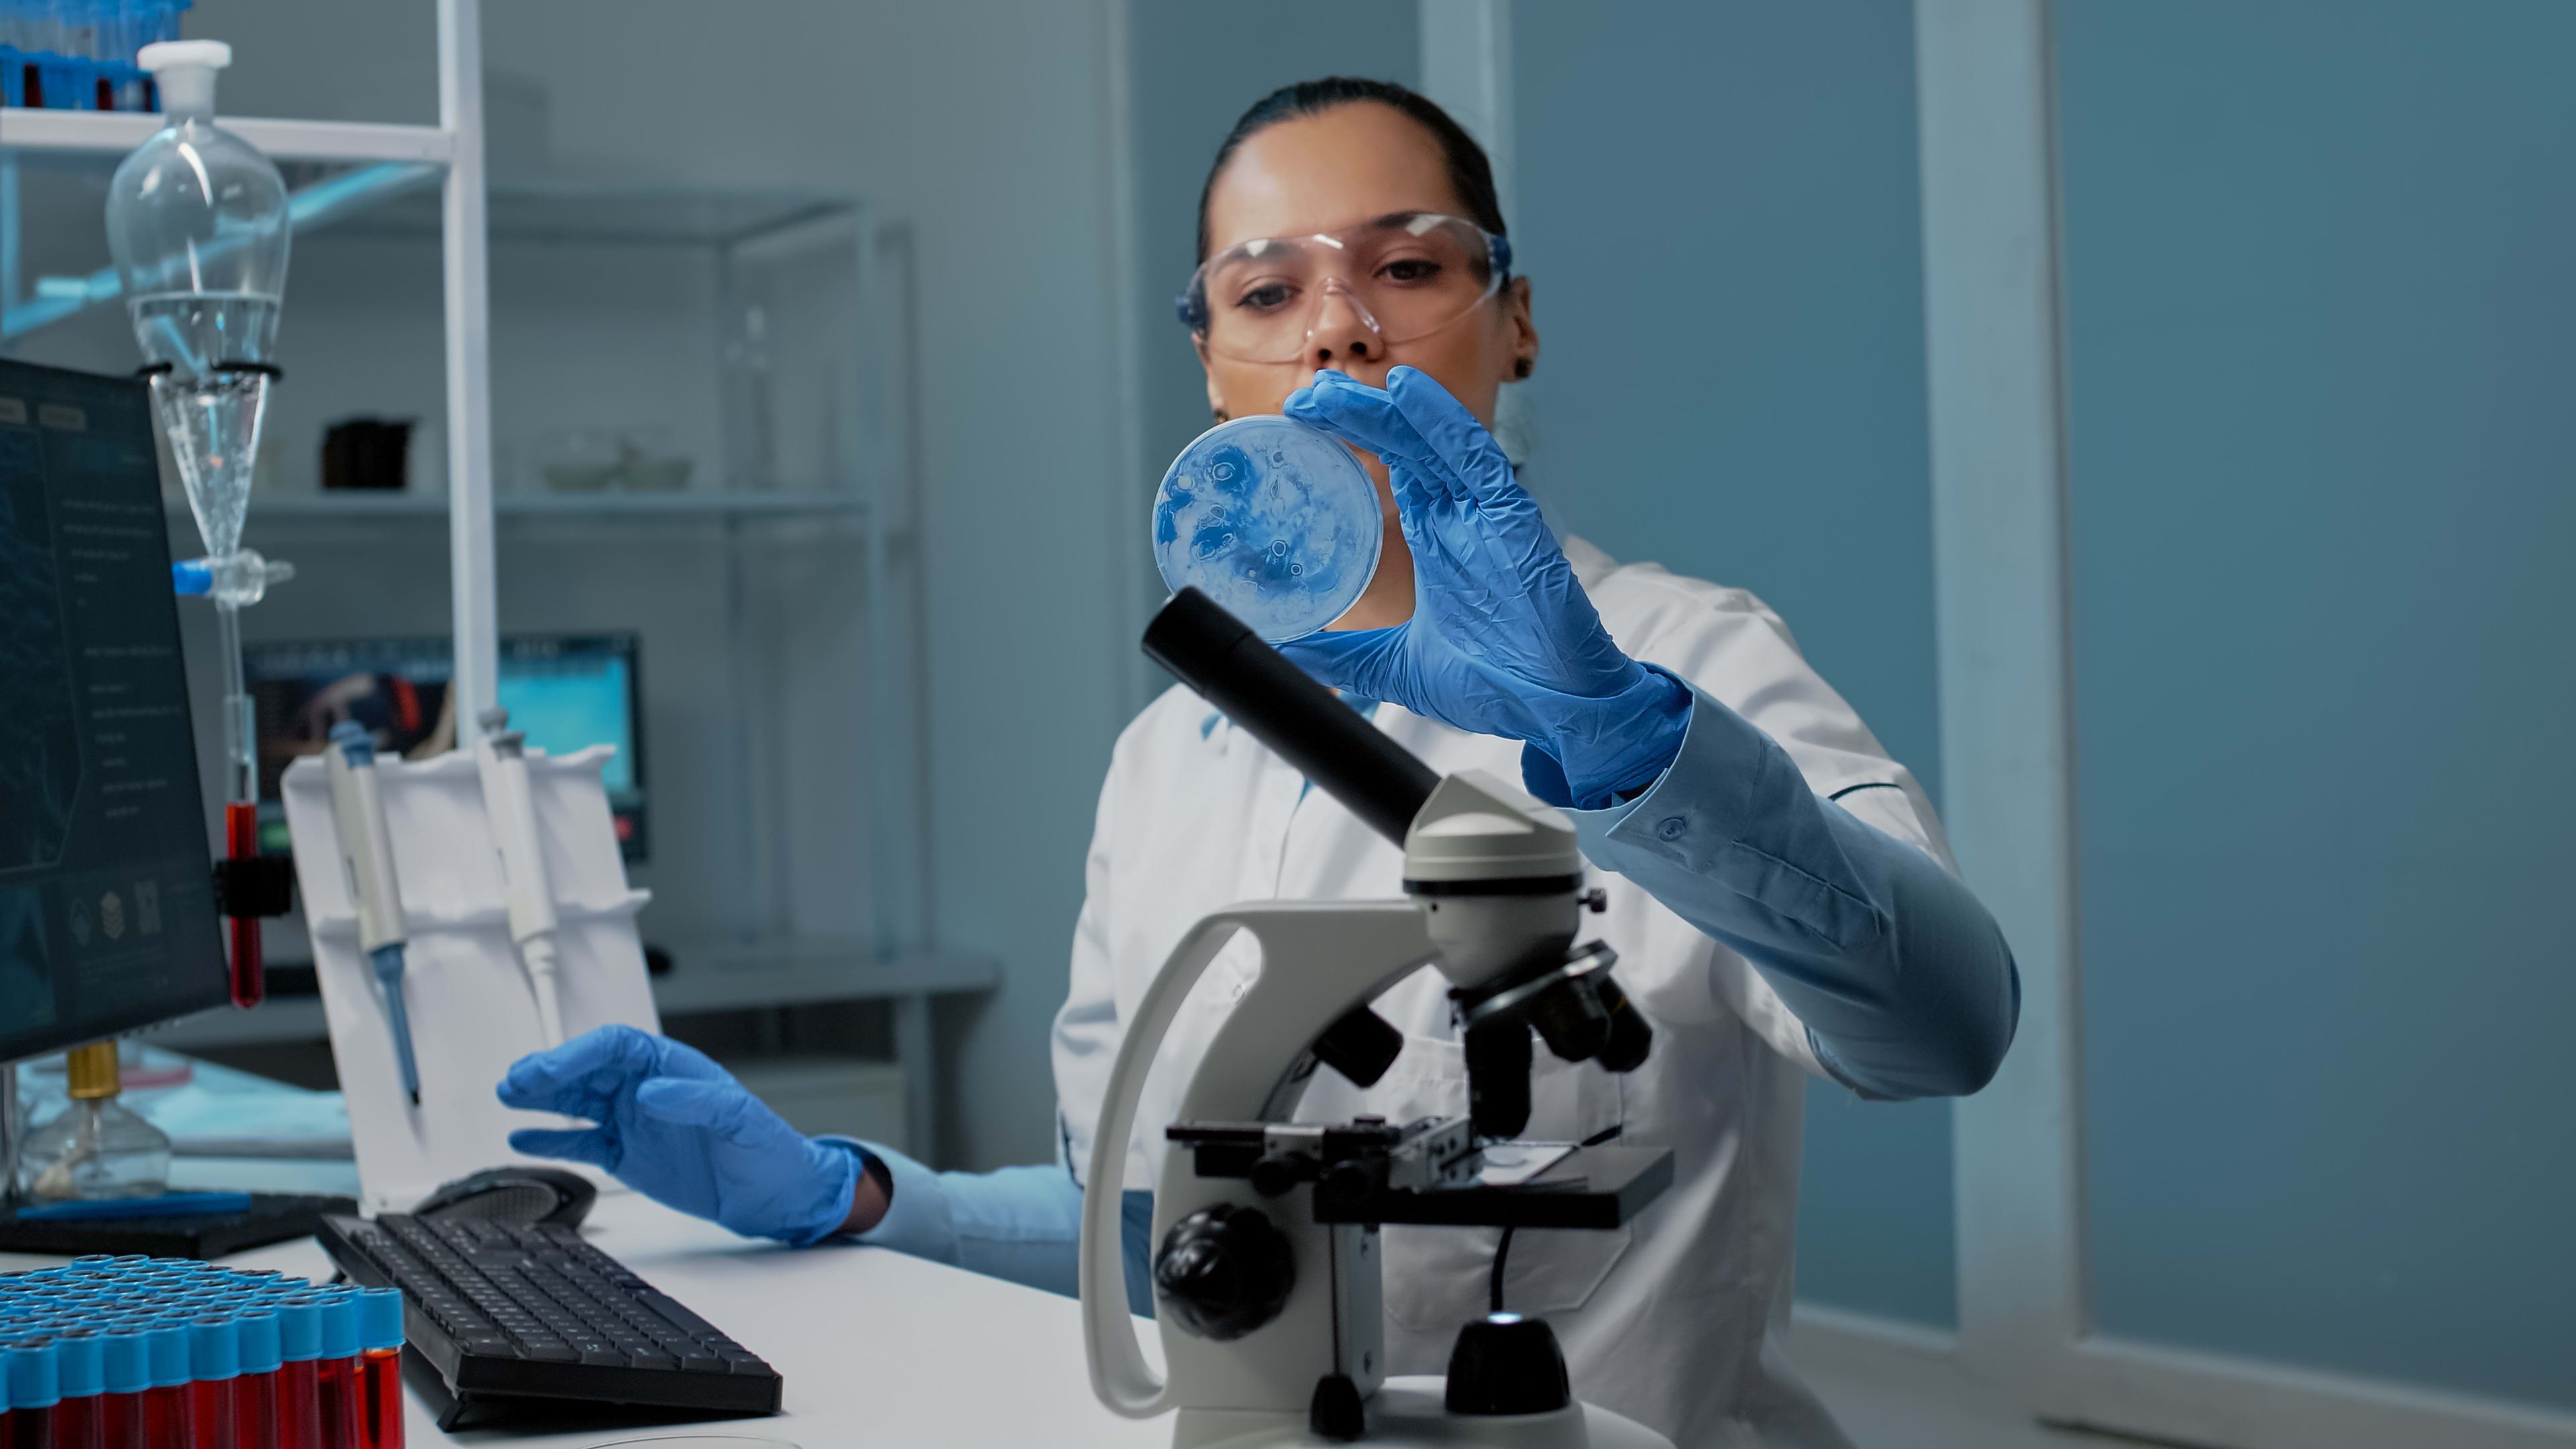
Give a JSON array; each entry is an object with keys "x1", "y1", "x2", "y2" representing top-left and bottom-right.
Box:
[{"x1": 7, "y1": 1191, "x2": 1170, "y2": 1448}]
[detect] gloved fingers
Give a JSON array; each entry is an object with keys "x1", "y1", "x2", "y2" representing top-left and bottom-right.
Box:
[
  {"x1": 1285, "y1": 373, "x2": 1457, "y2": 496},
  {"x1": 635, "y1": 1075, "x2": 788, "y2": 1147},
  {"x1": 1275, "y1": 624, "x2": 1403, "y2": 694},
  {"x1": 506, "y1": 1126, "x2": 619, "y2": 1170},
  {"x1": 647, "y1": 1034, "x2": 740, "y2": 1087},
  {"x1": 1384, "y1": 367, "x2": 1516, "y2": 502},
  {"x1": 496, "y1": 1022, "x2": 663, "y2": 1116}
]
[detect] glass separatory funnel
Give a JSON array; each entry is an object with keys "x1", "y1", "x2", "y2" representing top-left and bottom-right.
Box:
[
  {"x1": 107, "y1": 38, "x2": 294, "y2": 1010},
  {"x1": 1152, "y1": 414, "x2": 1383, "y2": 643}
]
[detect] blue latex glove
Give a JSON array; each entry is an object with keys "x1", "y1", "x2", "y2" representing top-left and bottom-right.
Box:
[
  {"x1": 1277, "y1": 366, "x2": 1692, "y2": 808},
  {"x1": 496, "y1": 1024, "x2": 859, "y2": 1246}
]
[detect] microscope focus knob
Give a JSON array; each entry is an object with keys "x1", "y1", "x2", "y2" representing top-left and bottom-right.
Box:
[{"x1": 1154, "y1": 1204, "x2": 1295, "y2": 1342}]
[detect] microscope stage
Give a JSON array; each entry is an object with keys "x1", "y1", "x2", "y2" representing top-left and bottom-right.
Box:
[{"x1": 1311, "y1": 1144, "x2": 1674, "y2": 1230}]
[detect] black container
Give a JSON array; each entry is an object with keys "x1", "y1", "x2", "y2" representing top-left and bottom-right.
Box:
[{"x1": 321, "y1": 417, "x2": 415, "y2": 490}]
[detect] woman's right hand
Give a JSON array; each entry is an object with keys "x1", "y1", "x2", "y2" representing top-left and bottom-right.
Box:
[{"x1": 497, "y1": 1024, "x2": 864, "y2": 1246}]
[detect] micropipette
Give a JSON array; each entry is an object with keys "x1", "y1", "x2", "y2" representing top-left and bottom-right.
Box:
[
  {"x1": 324, "y1": 722, "x2": 419, "y2": 1106},
  {"x1": 474, "y1": 708, "x2": 566, "y2": 1047}
]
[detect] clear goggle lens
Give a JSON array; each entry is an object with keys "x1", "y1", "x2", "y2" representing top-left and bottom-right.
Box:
[{"x1": 1179, "y1": 213, "x2": 1511, "y2": 364}]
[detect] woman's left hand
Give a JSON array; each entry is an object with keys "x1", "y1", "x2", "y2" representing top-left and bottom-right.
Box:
[{"x1": 1277, "y1": 366, "x2": 1690, "y2": 809}]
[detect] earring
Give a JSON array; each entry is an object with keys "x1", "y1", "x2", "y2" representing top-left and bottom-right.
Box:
[
  {"x1": 1513, "y1": 358, "x2": 1533, "y2": 380},
  {"x1": 1212, "y1": 407, "x2": 1230, "y2": 423}
]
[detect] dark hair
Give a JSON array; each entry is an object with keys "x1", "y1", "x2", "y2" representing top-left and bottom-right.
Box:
[{"x1": 1195, "y1": 76, "x2": 1507, "y2": 263}]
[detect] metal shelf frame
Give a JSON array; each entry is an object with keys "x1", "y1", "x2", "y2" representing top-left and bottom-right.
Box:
[{"x1": 0, "y1": 0, "x2": 504, "y2": 726}]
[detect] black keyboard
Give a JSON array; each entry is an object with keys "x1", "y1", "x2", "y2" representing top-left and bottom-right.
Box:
[{"x1": 319, "y1": 1213, "x2": 782, "y2": 1426}]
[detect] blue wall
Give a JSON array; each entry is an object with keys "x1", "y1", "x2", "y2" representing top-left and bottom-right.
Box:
[
  {"x1": 2059, "y1": 0, "x2": 2576, "y2": 1407},
  {"x1": 1513, "y1": 0, "x2": 1955, "y2": 1327}
]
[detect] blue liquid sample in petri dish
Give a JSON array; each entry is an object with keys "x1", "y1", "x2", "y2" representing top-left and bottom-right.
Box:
[{"x1": 1152, "y1": 415, "x2": 1383, "y2": 643}]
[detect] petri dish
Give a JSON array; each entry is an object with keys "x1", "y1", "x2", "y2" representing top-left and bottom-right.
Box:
[{"x1": 1152, "y1": 414, "x2": 1383, "y2": 643}]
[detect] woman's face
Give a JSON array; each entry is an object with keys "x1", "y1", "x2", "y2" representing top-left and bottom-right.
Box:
[{"x1": 1196, "y1": 102, "x2": 1537, "y2": 427}]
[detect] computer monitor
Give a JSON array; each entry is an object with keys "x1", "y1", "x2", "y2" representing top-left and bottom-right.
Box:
[
  {"x1": 245, "y1": 633, "x2": 649, "y2": 861},
  {"x1": 0, "y1": 359, "x2": 230, "y2": 1065}
]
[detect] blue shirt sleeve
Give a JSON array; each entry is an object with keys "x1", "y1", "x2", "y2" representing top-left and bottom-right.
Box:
[
  {"x1": 1555, "y1": 679, "x2": 2021, "y2": 1100},
  {"x1": 826, "y1": 1138, "x2": 1157, "y2": 1313}
]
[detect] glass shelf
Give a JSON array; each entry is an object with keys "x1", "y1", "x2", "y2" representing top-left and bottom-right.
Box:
[
  {"x1": 333, "y1": 180, "x2": 857, "y2": 250},
  {"x1": 174, "y1": 489, "x2": 870, "y2": 523},
  {"x1": 0, "y1": 158, "x2": 443, "y2": 341}
]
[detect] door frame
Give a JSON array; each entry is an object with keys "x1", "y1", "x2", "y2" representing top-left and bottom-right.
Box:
[{"x1": 1917, "y1": 3, "x2": 2576, "y2": 1446}]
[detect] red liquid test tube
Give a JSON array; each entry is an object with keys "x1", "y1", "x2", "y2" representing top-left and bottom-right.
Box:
[
  {"x1": 225, "y1": 802, "x2": 265, "y2": 1008},
  {"x1": 354, "y1": 1289, "x2": 404, "y2": 1449},
  {"x1": 95, "y1": 1330, "x2": 148, "y2": 1449},
  {"x1": 313, "y1": 1294, "x2": 360, "y2": 1449},
  {"x1": 187, "y1": 1317, "x2": 235, "y2": 1449},
  {"x1": 6, "y1": 1338, "x2": 58, "y2": 1449},
  {"x1": 138, "y1": 1318, "x2": 192, "y2": 1449},
  {"x1": 230, "y1": 1311, "x2": 278, "y2": 1449},
  {"x1": 50, "y1": 1332, "x2": 101, "y2": 1449},
  {"x1": 272, "y1": 1298, "x2": 323, "y2": 1449}
]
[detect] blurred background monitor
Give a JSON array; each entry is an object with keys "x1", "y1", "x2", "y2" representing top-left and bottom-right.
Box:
[{"x1": 245, "y1": 633, "x2": 647, "y2": 861}]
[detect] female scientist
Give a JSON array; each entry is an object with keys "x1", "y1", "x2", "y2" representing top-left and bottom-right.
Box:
[{"x1": 498, "y1": 78, "x2": 2018, "y2": 1447}]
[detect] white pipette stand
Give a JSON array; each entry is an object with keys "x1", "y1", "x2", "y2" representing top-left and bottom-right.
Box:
[{"x1": 282, "y1": 742, "x2": 658, "y2": 1214}]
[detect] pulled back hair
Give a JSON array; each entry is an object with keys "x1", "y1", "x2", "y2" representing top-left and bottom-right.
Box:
[{"x1": 1195, "y1": 76, "x2": 1507, "y2": 262}]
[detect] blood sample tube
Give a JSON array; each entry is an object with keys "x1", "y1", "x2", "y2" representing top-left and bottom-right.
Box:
[
  {"x1": 139, "y1": 1320, "x2": 191, "y2": 1449},
  {"x1": 50, "y1": 1333, "x2": 101, "y2": 1449},
  {"x1": 186, "y1": 1318, "x2": 236, "y2": 1449},
  {"x1": 354, "y1": 1289, "x2": 402, "y2": 1449},
  {"x1": 96, "y1": 1330, "x2": 147, "y2": 1449},
  {"x1": 230, "y1": 1311, "x2": 278, "y2": 1449},
  {"x1": 272, "y1": 1298, "x2": 322, "y2": 1449},
  {"x1": 312, "y1": 1294, "x2": 360, "y2": 1449},
  {"x1": 2, "y1": 1339, "x2": 14, "y2": 1449},
  {"x1": 7, "y1": 1338, "x2": 59, "y2": 1449}
]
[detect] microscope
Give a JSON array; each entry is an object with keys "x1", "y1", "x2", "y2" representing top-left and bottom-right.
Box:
[{"x1": 1079, "y1": 590, "x2": 1678, "y2": 1449}]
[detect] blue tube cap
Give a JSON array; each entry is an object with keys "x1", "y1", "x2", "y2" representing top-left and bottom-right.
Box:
[
  {"x1": 52, "y1": 1330, "x2": 102, "y2": 1399},
  {"x1": 234, "y1": 1307, "x2": 281, "y2": 1374},
  {"x1": 314, "y1": 1292, "x2": 358, "y2": 1362},
  {"x1": 356, "y1": 1286, "x2": 404, "y2": 1352},
  {"x1": 274, "y1": 1297, "x2": 321, "y2": 1362},
  {"x1": 189, "y1": 1314, "x2": 239, "y2": 1381},
  {"x1": 144, "y1": 1320, "x2": 192, "y2": 1389},
  {"x1": 7, "y1": 1338, "x2": 60, "y2": 1409},
  {"x1": 102, "y1": 1328, "x2": 152, "y2": 1395}
]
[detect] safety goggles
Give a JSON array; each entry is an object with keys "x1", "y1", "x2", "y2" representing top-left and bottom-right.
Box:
[{"x1": 1177, "y1": 212, "x2": 1513, "y2": 365}]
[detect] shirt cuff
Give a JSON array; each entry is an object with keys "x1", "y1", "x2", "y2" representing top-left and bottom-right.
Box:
[
  {"x1": 1559, "y1": 680, "x2": 1886, "y2": 953},
  {"x1": 1558, "y1": 678, "x2": 1755, "y2": 838},
  {"x1": 820, "y1": 1136, "x2": 959, "y2": 1263}
]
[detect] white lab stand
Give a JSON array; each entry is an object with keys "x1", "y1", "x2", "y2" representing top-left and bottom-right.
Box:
[{"x1": 279, "y1": 743, "x2": 657, "y2": 1212}]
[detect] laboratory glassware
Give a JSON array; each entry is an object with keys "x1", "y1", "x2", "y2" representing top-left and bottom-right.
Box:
[
  {"x1": 1152, "y1": 413, "x2": 1383, "y2": 643},
  {"x1": 104, "y1": 37, "x2": 291, "y2": 1010},
  {"x1": 15, "y1": 1044, "x2": 172, "y2": 1203}
]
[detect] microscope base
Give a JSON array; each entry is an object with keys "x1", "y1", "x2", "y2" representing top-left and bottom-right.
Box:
[{"x1": 1173, "y1": 1378, "x2": 1673, "y2": 1449}]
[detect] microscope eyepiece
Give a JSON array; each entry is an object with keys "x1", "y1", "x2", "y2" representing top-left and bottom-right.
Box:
[{"x1": 1143, "y1": 588, "x2": 1438, "y2": 845}]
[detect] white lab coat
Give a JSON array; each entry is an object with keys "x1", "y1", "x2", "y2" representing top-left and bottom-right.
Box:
[{"x1": 1053, "y1": 537, "x2": 1953, "y2": 1448}]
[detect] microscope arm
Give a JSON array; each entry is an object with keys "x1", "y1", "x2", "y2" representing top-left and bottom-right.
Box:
[{"x1": 1079, "y1": 902, "x2": 1435, "y2": 1419}]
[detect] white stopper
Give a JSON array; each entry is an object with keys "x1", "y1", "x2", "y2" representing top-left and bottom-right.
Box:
[{"x1": 138, "y1": 40, "x2": 232, "y2": 119}]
